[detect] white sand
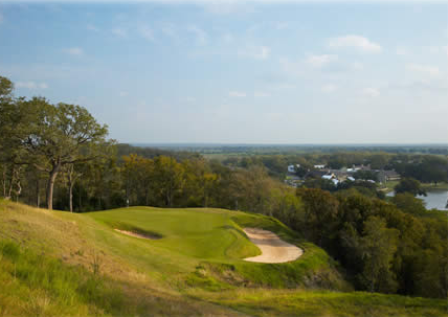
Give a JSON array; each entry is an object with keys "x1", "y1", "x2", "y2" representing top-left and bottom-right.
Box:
[
  {"x1": 114, "y1": 229, "x2": 158, "y2": 240},
  {"x1": 243, "y1": 228, "x2": 303, "y2": 263}
]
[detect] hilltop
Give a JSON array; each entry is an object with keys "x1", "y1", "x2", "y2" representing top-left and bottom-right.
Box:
[{"x1": 1, "y1": 200, "x2": 446, "y2": 317}]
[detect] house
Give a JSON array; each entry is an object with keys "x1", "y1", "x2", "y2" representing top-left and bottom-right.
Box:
[
  {"x1": 347, "y1": 176, "x2": 355, "y2": 182},
  {"x1": 314, "y1": 164, "x2": 325, "y2": 169},
  {"x1": 378, "y1": 170, "x2": 401, "y2": 183}
]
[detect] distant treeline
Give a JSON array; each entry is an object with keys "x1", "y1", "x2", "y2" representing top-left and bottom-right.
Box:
[{"x1": 141, "y1": 144, "x2": 448, "y2": 156}]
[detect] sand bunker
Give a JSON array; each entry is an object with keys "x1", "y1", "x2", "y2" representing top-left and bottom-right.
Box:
[
  {"x1": 243, "y1": 228, "x2": 303, "y2": 263},
  {"x1": 114, "y1": 229, "x2": 160, "y2": 240}
]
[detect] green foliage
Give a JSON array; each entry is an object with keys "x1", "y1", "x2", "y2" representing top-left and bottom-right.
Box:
[
  {"x1": 395, "y1": 178, "x2": 427, "y2": 197},
  {"x1": 392, "y1": 193, "x2": 427, "y2": 215},
  {"x1": 295, "y1": 188, "x2": 448, "y2": 299}
]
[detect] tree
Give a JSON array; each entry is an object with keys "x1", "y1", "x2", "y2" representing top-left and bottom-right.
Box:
[
  {"x1": 391, "y1": 193, "x2": 426, "y2": 215},
  {"x1": 0, "y1": 77, "x2": 32, "y2": 200},
  {"x1": 296, "y1": 188, "x2": 339, "y2": 247},
  {"x1": 394, "y1": 178, "x2": 426, "y2": 197},
  {"x1": 360, "y1": 216, "x2": 399, "y2": 293},
  {"x1": 152, "y1": 156, "x2": 185, "y2": 207},
  {"x1": 23, "y1": 99, "x2": 110, "y2": 210}
]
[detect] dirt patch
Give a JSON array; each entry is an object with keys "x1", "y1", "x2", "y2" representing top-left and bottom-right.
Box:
[
  {"x1": 114, "y1": 229, "x2": 161, "y2": 240},
  {"x1": 243, "y1": 228, "x2": 303, "y2": 263}
]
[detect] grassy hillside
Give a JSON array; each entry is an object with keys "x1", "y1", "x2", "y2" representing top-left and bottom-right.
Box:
[{"x1": 1, "y1": 199, "x2": 447, "y2": 317}]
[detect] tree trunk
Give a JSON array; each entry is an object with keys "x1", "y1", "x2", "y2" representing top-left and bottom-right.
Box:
[
  {"x1": 47, "y1": 163, "x2": 61, "y2": 210},
  {"x1": 67, "y1": 165, "x2": 74, "y2": 213},
  {"x1": 69, "y1": 182, "x2": 74, "y2": 212},
  {"x1": 36, "y1": 179, "x2": 40, "y2": 207}
]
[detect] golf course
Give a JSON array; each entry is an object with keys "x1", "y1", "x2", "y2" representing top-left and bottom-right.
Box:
[{"x1": 1, "y1": 199, "x2": 447, "y2": 317}]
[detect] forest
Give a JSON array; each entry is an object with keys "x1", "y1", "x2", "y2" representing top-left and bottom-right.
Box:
[{"x1": 1, "y1": 75, "x2": 447, "y2": 300}]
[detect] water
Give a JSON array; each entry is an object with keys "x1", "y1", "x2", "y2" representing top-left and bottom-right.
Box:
[{"x1": 387, "y1": 190, "x2": 448, "y2": 211}]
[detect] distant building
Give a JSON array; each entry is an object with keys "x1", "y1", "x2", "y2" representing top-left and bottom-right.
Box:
[
  {"x1": 378, "y1": 170, "x2": 401, "y2": 183},
  {"x1": 314, "y1": 164, "x2": 325, "y2": 169},
  {"x1": 287, "y1": 165, "x2": 295, "y2": 173}
]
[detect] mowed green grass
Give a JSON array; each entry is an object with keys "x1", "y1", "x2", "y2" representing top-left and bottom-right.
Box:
[
  {"x1": 86, "y1": 207, "x2": 260, "y2": 261},
  {"x1": 1, "y1": 200, "x2": 448, "y2": 317}
]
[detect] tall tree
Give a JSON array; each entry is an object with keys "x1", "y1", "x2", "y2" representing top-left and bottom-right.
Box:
[
  {"x1": 360, "y1": 216, "x2": 399, "y2": 293},
  {"x1": 23, "y1": 99, "x2": 110, "y2": 210}
]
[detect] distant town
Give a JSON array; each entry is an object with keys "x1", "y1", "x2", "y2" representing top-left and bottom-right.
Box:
[{"x1": 285, "y1": 163, "x2": 401, "y2": 188}]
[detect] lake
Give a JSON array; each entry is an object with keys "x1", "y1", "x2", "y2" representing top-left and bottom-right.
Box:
[{"x1": 387, "y1": 190, "x2": 448, "y2": 211}]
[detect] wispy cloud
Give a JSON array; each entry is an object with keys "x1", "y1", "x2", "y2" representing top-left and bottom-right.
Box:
[
  {"x1": 254, "y1": 91, "x2": 270, "y2": 97},
  {"x1": 16, "y1": 81, "x2": 48, "y2": 89},
  {"x1": 229, "y1": 91, "x2": 246, "y2": 97},
  {"x1": 328, "y1": 35, "x2": 382, "y2": 53},
  {"x1": 63, "y1": 47, "x2": 84, "y2": 56},
  {"x1": 112, "y1": 27, "x2": 127, "y2": 38},
  {"x1": 187, "y1": 25, "x2": 207, "y2": 45},
  {"x1": 361, "y1": 87, "x2": 380, "y2": 97},
  {"x1": 222, "y1": 33, "x2": 234, "y2": 44},
  {"x1": 140, "y1": 25, "x2": 155, "y2": 41},
  {"x1": 86, "y1": 24, "x2": 99, "y2": 32},
  {"x1": 161, "y1": 23, "x2": 179, "y2": 42},
  {"x1": 321, "y1": 84, "x2": 337, "y2": 93},
  {"x1": 395, "y1": 46, "x2": 408, "y2": 56},
  {"x1": 305, "y1": 54, "x2": 338, "y2": 68},
  {"x1": 0, "y1": 12, "x2": 3, "y2": 24},
  {"x1": 239, "y1": 46, "x2": 271, "y2": 60},
  {"x1": 119, "y1": 91, "x2": 128, "y2": 97},
  {"x1": 407, "y1": 64, "x2": 440, "y2": 76},
  {"x1": 274, "y1": 22, "x2": 289, "y2": 30}
]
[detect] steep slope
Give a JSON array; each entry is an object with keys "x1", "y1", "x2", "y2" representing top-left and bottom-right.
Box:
[{"x1": 0, "y1": 200, "x2": 447, "y2": 317}]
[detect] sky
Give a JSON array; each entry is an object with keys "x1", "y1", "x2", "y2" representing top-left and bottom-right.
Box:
[{"x1": 0, "y1": 1, "x2": 447, "y2": 144}]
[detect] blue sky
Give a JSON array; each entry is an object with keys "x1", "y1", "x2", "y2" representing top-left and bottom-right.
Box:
[{"x1": 0, "y1": 1, "x2": 447, "y2": 144}]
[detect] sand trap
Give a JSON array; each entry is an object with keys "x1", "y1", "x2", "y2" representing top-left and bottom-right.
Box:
[
  {"x1": 114, "y1": 229, "x2": 160, "y2": 240},
  {"x1": 243, "y1": 228, "x2": 303, "y2": 263}
]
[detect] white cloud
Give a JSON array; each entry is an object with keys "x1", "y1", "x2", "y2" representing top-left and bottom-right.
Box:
[
  {"x1": 274, "y1": 22, "x2": 289, "y2": 30},
  {"x1": 427, "y1": 46, "x2": 440, "y2": 54},
  {"x1": 229, "y1": 91, "x2": 246, "y2": 97},
  {"x1": 140, "y1": 26, "x2": 155, "y2": 41},
  {"x1": 112, "y1": 28, "x2": 127, "y2": 38},
  {"x1": 239, "y1": 46, "x2": 271, "y2": 60},
  {"x1": 119, "y1": 91, "x2": 128, "y2": 97},
  {"x1": 407, "y1": 64, "x2": 440, "y2": 76},
  {"x1": 396, "y1": 46, "x2": 408, "y2": 56},
  {"x1": 187, "y1": 25, "x2": 207, "y2": 45},
  {"x1": 351, "y1": 61, "x2": 364, "y2": 70},
  {"x1": 222, "y1": 33, "x2": 234, "y2": 44},
  {"x1": 444, "y1": 45, "x2": 448, "y2": 58},
  {"x1": 328, "y1": 35, "x2": 382, "y2": 53},
  {"x1": 86, "y1": 24, "x2": 99, "y2": 32},
  {"x1": 321, "y1": 84, "x2": 337, "y2": 93},
  {"x1": 16, "y1": 81, "x2": 48, "y2": 89},
  {"x1": 161, "y1": 23, "x2": 178, "y2": 41},
  {"x1": 254, "y1": 91, "x2": 270, "y2": 97},
  {"x1": 305, "y1": 54, "x2": 338, "y2": 68},
  {"x1": 63, "y1": 47, "x2": 84, "y2": 56},
  {"x1": 361, "y1": 87, "x2": 380, "y2": 97}
]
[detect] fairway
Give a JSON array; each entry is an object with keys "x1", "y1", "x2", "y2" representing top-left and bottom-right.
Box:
[{"x1": 86, "y1": 207, "x2": 261, "y2": 261}]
